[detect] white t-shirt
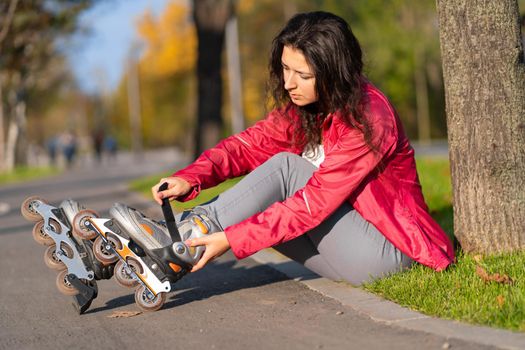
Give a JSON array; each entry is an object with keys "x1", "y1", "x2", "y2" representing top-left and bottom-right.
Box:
[{"x1": 302, "y1": 144, "x2": 325, "y2": 168}]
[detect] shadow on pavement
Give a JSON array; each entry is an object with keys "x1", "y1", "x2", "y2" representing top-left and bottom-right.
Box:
[{"x1": 87, "y1": 259, "x2": 294, "y2": 313}]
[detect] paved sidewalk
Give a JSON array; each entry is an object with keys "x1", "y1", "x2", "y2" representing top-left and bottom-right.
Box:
[{"x1": 251, "y1": 249, "x2": 525, "y2": 350}]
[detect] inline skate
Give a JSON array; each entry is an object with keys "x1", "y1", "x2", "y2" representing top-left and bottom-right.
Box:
[
  {"x1": 20, "y1": 197, "x2": 114, "y2": 314},
  {"x1": 85, "y1": 183, "x2": 214, "y2": 311}
]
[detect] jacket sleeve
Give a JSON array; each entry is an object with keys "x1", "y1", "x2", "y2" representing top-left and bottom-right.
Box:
[
  {"x1": 173, "y1": 109, "x2": 300, "y2": 201},
  {"x1": 224, "y1": 117, "x2": 398, "y2": 259}
]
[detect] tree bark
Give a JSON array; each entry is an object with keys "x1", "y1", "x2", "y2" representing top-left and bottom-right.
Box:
[
  {"x1": 0, "y1": 79, "x2": 5, "y2": 171},
  {"x1": 193, "y1": 0, "x2": 232, "y2": 159},
  {"x1": 414, "y1": 45, "x2": 431, "y2": 143},
  {"x1": 127, "y1": 45, "x2": 143, "y2": 159},
  {"x1": 13, "y1": 98, "x2": 27, "y2": 166},
  {"x1": 436, "y1": 0, "x2": 525, "y2": 254},
  {"x1": 5, "y1": 106, "x2": 19, "y2": 172},
  {"x1": 225, "y1": 15, "x2": 245, "y2": 135}
]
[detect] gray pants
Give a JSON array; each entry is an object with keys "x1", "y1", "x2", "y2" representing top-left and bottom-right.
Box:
[{"x1": 193, "y1": 152, "x2": 412, "y2": 285}]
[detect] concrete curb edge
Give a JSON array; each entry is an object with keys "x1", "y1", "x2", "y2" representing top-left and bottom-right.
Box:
[{"x1": 251, "y1": 249, "x2": 525, "y2": 350}]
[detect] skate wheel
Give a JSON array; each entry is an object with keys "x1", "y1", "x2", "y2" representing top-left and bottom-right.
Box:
[
  {"x1": 114, "y1": 260, "x2": 139, "y2": 288},
  {"x1": 93, "y1": 235, "x2": 120, "y2": 265},
  {"x1": 32, "y1": 220, "x2": 55, "y2": 246},
  {"x1": 72, "y1": 209, "x2": 99, "y2": 240},
  {"x1": 56, "y1": 270, "x2": 79, "y2": 296},
  {"x1": 134, "y1": 285, "x2": 166, "y2": 312},
  {"x1": 21, "y1": 196, "x2": 46, "y2": 222},
  {"x1": 44, "y1": 243, "x2": 74, "y2": 271}
]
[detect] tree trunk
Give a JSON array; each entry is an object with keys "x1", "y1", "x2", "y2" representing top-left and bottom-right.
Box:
[
  {"x1": 225, "y1": 15, "x2": 245, "y2": 135},
  {"x1": 193, "y1": 0, "x2": 232, "y2": 159},
  {"x1": 436, "y1": 0, "x2": 525, "y2": 254},
  {"x1": 5, "y1": 108, "x2": 18, "y2": 172},
  {"x1": 127, "y1": 45, "x2": 143, "y2": 159},
  {"x1": 13, "y1": 98, "x2": 27, "y2": 166},
  {"x1": 0, "y1": 80, "x2": 5, "y2": 172},
  {"x1": 414, "y1": 45, "x2": 431, "y2": 144}
]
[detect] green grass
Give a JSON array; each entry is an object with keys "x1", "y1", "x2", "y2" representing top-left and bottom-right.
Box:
[
  {"x1": 130, "y1": 156, "x2": 525, "y2": 332},
  {"x1": 364, "y1": 251, "x2": 525, "y2": 332},
  {"x1": 0, "y1": 166, "x2": 60, "y2": 185},
  {"x1": 129, "y1": 173, "x2": 243, "y2": 212},
  {"x1": 364, "y1": 156, "x2": 525, "y2": 332},
  {"x1": 416, "y1": 157, "x2": 454, "y2": 241}
]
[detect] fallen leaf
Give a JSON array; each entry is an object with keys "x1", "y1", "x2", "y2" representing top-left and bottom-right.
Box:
[
  {"x1": 108, "y1": 311, "x2": 142, "y2": 318},
  {"x1": 476, "y1": 266, "x2": 513, "y2": 285},
  {"x1": 496, "y1": 295, "x2": 505, "y2": 308},
  {"x1": 473, "y1": 255, "x2": 483, "y2": 263}
]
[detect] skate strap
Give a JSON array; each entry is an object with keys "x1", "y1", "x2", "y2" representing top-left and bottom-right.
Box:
[{"x1": 159, "y1": 182, "x2": 182, "y2": 242}]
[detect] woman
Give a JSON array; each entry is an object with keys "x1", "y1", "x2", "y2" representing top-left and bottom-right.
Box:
[{"x1": 150, "y1": 11, "x2": 455, "y2": 285}]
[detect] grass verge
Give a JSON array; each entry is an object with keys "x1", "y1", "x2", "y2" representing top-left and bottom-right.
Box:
[
  {"x1": 364, "y1": 156, "x2": 525, "y2": 332},
  {"x1": 0, "y1": 166, "x2": 60, "y2": 185},
  {"x1": 129, "y1": 173, "x2": 242, "y2": 212},
  {"x1": 129, "y1": 157, "x2": 524, "y2": 332},
  {"x1": 364, "y1": 250, "x2": 525, "y2": 332}
]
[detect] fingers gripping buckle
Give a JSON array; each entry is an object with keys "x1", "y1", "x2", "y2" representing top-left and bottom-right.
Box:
[{"x1": 172, "y1": 214, "x2": 210, "y2": 265}]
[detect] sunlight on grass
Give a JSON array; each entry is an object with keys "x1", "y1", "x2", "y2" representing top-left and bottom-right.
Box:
[
  {"x1": 365, "y1": 156, "x2": 525, "y2": 332},
  {"x1": 364, "y1": 251, "x2": 525, "y2": 331},
  {"x1": 415, "y1": 157, "x2": 454, "y2": 240},
  {"x1": 0, "y1": 166, "x2": 60, "y2": 185},
  {"x1": 129, "y1": 173, "x2": 243, "y2": 212}
]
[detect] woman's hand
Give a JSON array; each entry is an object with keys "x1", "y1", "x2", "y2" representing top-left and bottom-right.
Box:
[
  {"x1": 186, "y1": 231, "x2": 230, "y2": 272},
  {"x1": 151, "y1": 177, "x2": 192, "y2": 205}
]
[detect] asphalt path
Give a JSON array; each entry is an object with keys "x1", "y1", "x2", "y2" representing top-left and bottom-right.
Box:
[{"x1": 0, "y1": 148, "x2": 495, "y2": 350}]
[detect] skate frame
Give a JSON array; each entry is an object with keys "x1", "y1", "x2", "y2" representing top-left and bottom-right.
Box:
[{"x1": 33, "y1": 201, "x2": 95, "y2": 281}]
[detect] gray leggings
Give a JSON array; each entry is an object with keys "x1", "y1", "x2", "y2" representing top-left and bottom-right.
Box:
[{"x1": 192, "y1": 152, "x2": 412, "y2": 285}]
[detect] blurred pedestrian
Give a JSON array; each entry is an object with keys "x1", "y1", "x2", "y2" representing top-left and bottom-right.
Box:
[
  {"x1": 60, "y1": 130, "x2": 77, "y2": 168},
  {"x1": 92, "y1": 128, "x2": 105, "y2": 163},
  {"x1": 46, "y1": 136, "x2": 58, "y2": 166},
  {"x1": 104, "y1": 135, "x2": 118, "y2": 161}
]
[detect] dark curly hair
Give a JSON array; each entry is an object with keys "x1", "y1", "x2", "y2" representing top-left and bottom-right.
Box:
[{"x1": 268, "y1": 11, "x2": 372, "y2": 151}]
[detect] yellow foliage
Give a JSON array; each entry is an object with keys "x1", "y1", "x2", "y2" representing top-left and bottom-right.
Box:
[
  {"x1": 137, "y1": 1, "x2": 196, "y2": 77},
  {"x1": 243, "y1": 75, "x2": 266, "y2": 123},
  {"x1": 237, "y1": 0, "x2": 256, "y2": 14}
]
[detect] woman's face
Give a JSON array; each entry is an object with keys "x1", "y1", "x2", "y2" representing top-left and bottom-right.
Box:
[{"x1": 281, "y1": 45, "x2": 318, "y2": 106}]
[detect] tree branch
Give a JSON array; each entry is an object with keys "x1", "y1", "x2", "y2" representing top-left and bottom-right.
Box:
[{"x1": 0, "y1": 0, "x2": 20, "y2": 44}]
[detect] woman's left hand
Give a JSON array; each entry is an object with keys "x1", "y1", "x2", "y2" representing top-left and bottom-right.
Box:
[{"x1": 186, "y1": 231, "x2": 230, "y2": 272}]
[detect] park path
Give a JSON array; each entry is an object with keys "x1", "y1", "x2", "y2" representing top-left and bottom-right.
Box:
[{"x1": 0, "y1": 148, "x2": 495, "y2": 350}]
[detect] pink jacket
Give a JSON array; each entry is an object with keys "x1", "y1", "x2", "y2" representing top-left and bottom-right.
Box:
[{"x1": 174, "y1": 83, "x2": 455, "y2": 271}]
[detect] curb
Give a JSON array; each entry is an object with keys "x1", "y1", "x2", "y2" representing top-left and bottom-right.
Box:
[{"x1": 251, "y1": 248, "x2": 525, "y2": 350}]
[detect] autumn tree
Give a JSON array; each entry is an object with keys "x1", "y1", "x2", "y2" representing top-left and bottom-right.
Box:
[
  {"x1": 436, "y1": 0, "x2": 525, "y2": 253},
  {"x1": 121, "y1": 2, "x2": 197, "y2": 150},
  {"x1": 0, "y1": 0, "x2": 94, "y2": 171},
  {"x1": 193, "y1": 0, "x2": 233, "y2": 159},
  {"x1": 123, "y1": 0, "x2": 233, "y2": 155}
]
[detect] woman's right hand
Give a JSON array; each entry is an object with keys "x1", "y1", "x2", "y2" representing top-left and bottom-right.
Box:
[{"x1": 151, "y1": 177, "x2": 192, "y2": 205}]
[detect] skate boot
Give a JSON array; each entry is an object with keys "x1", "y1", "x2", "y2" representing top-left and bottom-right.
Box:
[
  {"x1": 20, "y1": 197, "x2": 114, "y2": 314},
  {"x1": 86, "y1": 188, "x2": 217, "y2": 311}
]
